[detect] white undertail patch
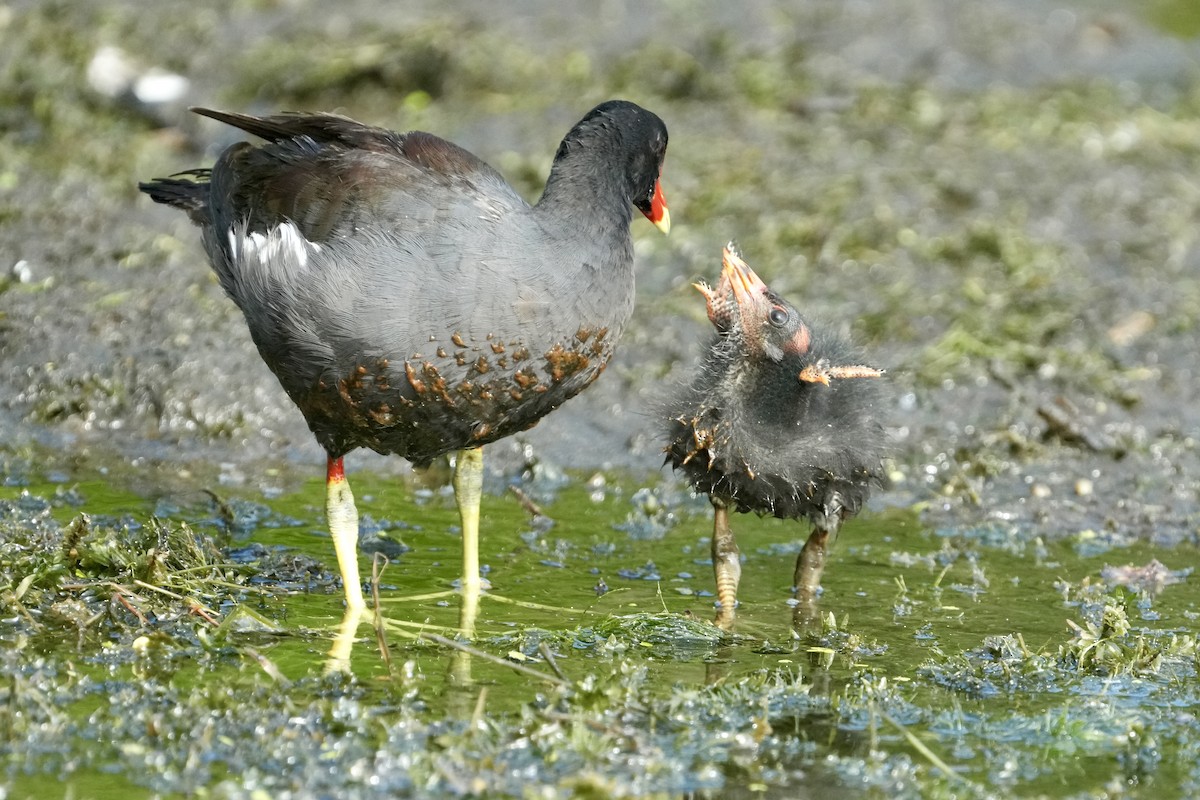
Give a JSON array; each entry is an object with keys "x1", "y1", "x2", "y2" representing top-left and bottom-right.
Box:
[{"x1": 234, "y1": 221, "x2": 321, "y2": 271}]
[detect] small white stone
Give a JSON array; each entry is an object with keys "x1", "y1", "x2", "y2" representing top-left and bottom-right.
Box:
[{"x1": 134, "y1": 70, "x2": 190, "y2": 105}]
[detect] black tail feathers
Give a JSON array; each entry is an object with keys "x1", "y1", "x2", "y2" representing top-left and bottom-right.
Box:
[{"x1": 138, "y1": 170, "x2": 212, "y2": 224}]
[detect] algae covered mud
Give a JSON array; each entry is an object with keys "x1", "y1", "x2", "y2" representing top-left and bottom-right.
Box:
[
  {"x1": 3, "y1": 459, "x2": 1200, "y2": 798},
  {"x1": 3, "y1": 0, "x2": 1200, "y2": 796}
]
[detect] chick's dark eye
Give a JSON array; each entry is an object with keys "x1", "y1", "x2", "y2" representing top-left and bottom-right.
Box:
[{"x1": 768, "y1": 307, "x2": 789, "y2": 327}]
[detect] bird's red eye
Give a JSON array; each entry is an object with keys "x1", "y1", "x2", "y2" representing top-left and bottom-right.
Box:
[{"x1": 768, "y1": 307, "x2": 789, "y2": 327}]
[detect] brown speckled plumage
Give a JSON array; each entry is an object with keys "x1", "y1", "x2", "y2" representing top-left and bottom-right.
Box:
[
  {"x1": 141, "y1": 101, "x2": 670, "y2": 617},
  {"x1": 142, "y1": 101, "x2": 669, "y2": 466}
]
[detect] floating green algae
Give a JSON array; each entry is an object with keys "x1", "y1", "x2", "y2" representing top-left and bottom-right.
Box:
[{"x1": 2, "y1": 451, "x2": 1199, "y2": 798}]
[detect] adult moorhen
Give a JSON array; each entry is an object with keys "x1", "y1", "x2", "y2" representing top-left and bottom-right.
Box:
[
  {"x1": 664, "y1": 245, "x2": 886, "y2": 628},
  {"x1": 141, "y1": 100, "x2": 670, "y2": 615}
]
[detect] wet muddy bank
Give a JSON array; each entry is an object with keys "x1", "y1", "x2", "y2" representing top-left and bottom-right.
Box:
[{"x1": 3, "y1": 1, "x2": 1200, "y2": 796}]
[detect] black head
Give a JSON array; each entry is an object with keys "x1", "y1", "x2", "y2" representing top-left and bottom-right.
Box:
[{"x1": 553, "y1": 100, "x2": 670, "y2": 233}]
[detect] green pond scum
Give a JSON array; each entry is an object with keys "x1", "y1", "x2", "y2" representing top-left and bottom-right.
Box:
[{"x1": 1, "y1": 454, "x2": 1198, "y2": 799}]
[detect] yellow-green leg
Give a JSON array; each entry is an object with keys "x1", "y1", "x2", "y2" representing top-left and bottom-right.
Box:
[
  {"x1": 326, "y1": 456, "x2": 366, "y2": 613},
  {"x1": 791, "y1": 527, "x2": 830, "y2": 638},
  {"x1": 711, "y1": 498, "x2": 740, "y2": 630},
  {"x1": 453, "y1": 447, "x2": 484, "y2": 599},
  {"x1": 457, "y1": 576, "x2": 482, "y2": 641},
  {"x1": 794, "y1": 528, "x2": 829, "y2": 605}
]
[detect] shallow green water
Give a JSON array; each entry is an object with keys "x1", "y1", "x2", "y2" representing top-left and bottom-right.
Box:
[{"x1": 4, "y1": 458, "x2": 1198, "y2": 798}]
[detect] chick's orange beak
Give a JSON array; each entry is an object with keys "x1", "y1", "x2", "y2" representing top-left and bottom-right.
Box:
[{"x1": 720, "y1": 244, "x2": 769, "y2": 310}]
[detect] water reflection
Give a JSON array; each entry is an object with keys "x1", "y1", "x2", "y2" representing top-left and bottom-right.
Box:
[{"x1": 325, "y1": 603, "x2": 368, "y2": 674}]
